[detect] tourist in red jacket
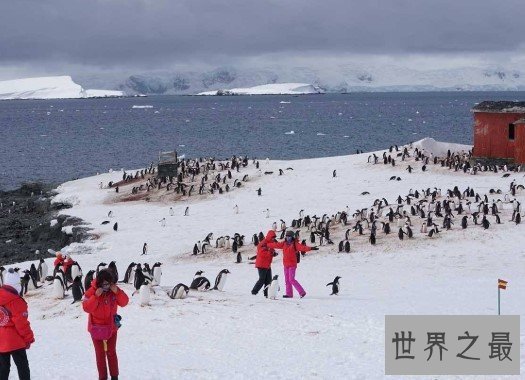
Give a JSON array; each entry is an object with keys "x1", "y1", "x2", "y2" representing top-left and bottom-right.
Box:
[
  {"x1": 251, "y1": 230, "x2": 277, "y2": 297},
  {"x1": 268, "y1": 230, "x2": 318, "y2": 298},
  {"x1": 0, "y1": 268, "x2": 34, "y2": 380},
  {"x1": 53, "y1": 251, "x2": 64, "y2": 268},
  {"x1": 83, "y1": 269, "x2": 129, "y2": 380}
]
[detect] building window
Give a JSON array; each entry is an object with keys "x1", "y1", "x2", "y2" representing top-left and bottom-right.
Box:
[{"x1": 509, "y1": 123, "x2": 515, "y2": 140}]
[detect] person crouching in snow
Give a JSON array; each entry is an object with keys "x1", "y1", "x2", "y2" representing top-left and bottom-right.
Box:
[
  {"x1": 268, "y1": 230, "x2": 318, "y2": 298},
  {"x1": 83, "y1": 269, "x2": 129, "y2": 380},
  {"x1": 251, "y1": 230, "x2": 278, "y2": 297},
  {"x1": 0, "y1": 268, "x2": 34, "y2": 380}
]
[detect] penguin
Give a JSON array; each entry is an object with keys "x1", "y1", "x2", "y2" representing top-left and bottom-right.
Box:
[
  {"x1": 121, "y1": 263, "x2": 135, "y2": 283},
  {"x1": 236, "y1": 252, "x2": 242, "y2": 264},
  {"x1": 326, "y1": 276, "x2": 341, "y2": 295},
  {"x1": 139, "y1": 280, "x2": 151, "y2": 306},
  {"x1": 169, "y1": 283, "x2": 190, "y2": 299},
  {"x1": 70, "y1": 276, "x2": 84, "y2": 304},
  {"x1": 398, "y1": 228, "x2": 405, "y2": 240},
  {"x1": 190, "y1": 274, "x2": 211, "y2": 291},
  {"x1": 84, "y1": 270, "x2": 95, "y2": 291},
  {"x1": 0, "y1": 267, "x2": 5, "y2": 287},
  {"x1": 516, "y1": 213, "x2": 521, "y2": 225},
  {"x1": 338, "y1": 241, "x2": 344, "y2": 252},
  {"x1": 461, "y1": 216, "x2": 468, "y2": 229},
  {"x1": 232, "y1": 240, "x2": 238, "y2": 253},
  {"x1": 369, "y1": 233, "x2": 376, "y2": 245},
  {"x1": 344, "y1": 241, "x2": 350, "y2": 253},
  {"x1": 482, "y1": 216, "x2": 490, "y2": 229},
  {"x1": 133, "y1": 264, "x2": 146, "y2": 291},
  {"x1": 37, "y1": 259, "x2": 48, "y2": 283},
  {"x1": 213, "y1": 269, "x2": 231, "y2": 291},
  {"x1": 113, "y1": 222, "x2": 118, "y2": 231},
  {"x1": 52, "y1": 276, "x2": 65, "y2": 299},
  {"x1": 192, "y1": 244, "x2": 199, "y2": 255},
  {"x1": 71, "y1": 262, "x2": 82, "y2": 283},
  {"x1": 142, "y1": 243, "x2": 148, "y2": 256},
  {"x1": 152, "y1": 262, "x2": 162, "y2": 286},
  {"x1": 28, "y1": 264, "x2": 38, "y2": 283},
  {"x1": 96, "y1": 263, "x2": 107, "y2": 275},
  {"x1": 19, "y1": 271, "x2": 32, "y2": 295},
  {"x1": 267, "y1": 275, "x2": 280, "y2": 300}
]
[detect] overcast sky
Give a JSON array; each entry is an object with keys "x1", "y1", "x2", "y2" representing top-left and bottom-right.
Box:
[{"x1": 1, "y1": 0, "x2": 524, "y2": 78}]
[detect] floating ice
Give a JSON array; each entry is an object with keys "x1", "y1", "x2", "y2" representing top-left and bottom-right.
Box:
[{"x1": 132, "y1": 105, "x2": 153, "y2": 109}]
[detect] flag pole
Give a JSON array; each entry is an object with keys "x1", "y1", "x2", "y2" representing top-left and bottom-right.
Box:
[{"x1": 498, "y1": 286, "x2": 500, "y2": 315}]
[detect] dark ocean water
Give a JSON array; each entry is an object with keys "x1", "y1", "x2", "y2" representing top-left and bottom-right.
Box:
[{"x1": 1, "y1": 92, "x2": 524, "y2": 190}]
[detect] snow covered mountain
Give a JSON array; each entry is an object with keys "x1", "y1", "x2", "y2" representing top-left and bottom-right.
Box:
[
  {"x1": 0, "y1": 76, "x2": 125, "y2": 100},
  {"x1": 197, "y1": 82, "x2": 324, "y2": 95},
  {"x1": 103, "y1": 65, "x2": 525, "y2": 95}
]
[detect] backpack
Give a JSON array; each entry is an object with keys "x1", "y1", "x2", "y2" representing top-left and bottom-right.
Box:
[{"x1": 0, "y1": 305, "x2": 11, "y2": 327}]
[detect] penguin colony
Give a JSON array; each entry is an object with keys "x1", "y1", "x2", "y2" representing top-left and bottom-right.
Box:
[
  {"x1": 185, "y1": 143, "x2": 525, "y2": 260},
  {"x1": 2, "y1": 259, "x2": 237, "y2": 305},
  {"x1": 104, "y1": 155, "x2": 277, "y2": 203}
]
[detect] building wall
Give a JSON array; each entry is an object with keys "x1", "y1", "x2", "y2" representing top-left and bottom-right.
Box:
[
  {"x1": 514, "y1": 123, "x2": 525, "y2": 164},
  {"x1": 473, "y1": 112, "x2": 525, "y2": 160}
]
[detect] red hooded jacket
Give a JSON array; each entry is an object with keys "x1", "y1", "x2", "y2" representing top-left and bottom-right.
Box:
[
  {"x1": 82, "y1": 280, "x2": 129, "y2": 334},
  {"x1": 255, "y1": 230, "x2": 277, "y2": 269},
  {"x1": 267, "y1": 239, "x2": 312, "y2": 268},
  {"x1": 0, "y1": 285, "x2": 35, "y2": 353}
]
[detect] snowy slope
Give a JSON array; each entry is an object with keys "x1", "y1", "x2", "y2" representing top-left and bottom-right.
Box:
[
  {"x1": 0, "y1": 76, "x2": 124, "y2": 100},
  {"x1": 5, "y1": 138, "x2": 525, "y2": 379},
  {"x1": 197, "y1": 82, "x2": 324, "y2": 95}
]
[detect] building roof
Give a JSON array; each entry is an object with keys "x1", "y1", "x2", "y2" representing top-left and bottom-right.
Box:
[
  {"x1": 514, "y1": 118, "x2": 525, "y2": 124},
  {"x1": 472, "y1": 101, "x2": 525, "y2": 113}
]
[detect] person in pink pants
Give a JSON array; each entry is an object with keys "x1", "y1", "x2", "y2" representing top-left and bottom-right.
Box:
[{"x1": 268, "y1": 230, "x2": 318, "y2": 298}]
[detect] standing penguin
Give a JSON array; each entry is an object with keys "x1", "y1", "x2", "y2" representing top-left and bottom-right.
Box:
[
  {"x1": 121, "y1": 263, "x2": 135, "y2": 283},
  {"x1": 236, "y1": 252, "x2": 242, "y2": 264},
  {"x1": 37, "y1": 258, "x2": 48, "y2": 283},
  {"x1": 113, "y1": 222, "x2": 118, "y2": 231},
  {"x1": 52, "y1": 275, "x2": 65, "y2": 299},
  {"x1": 326, "y1": 276, "x2": 341, "y2": 295},
  {"x1": 267, "y1": 275, "x2": 280, "y2": 300},
  {"x1": 142, "y1": 242, "x2": 148, "y2": 256},
  {"x1": 139, "y1": 280, "x2": 151, "y2": 306},
  {"x1": 108, "y1": 261, "x2": 118, "y2": 283},
  {"x1": 515, "y1": 213, "x2": 521, "y2": 225},
  {"x1": 70, "y1": 276, "x2": 84, "y2": 304},
  {"x1": 70, "y1": 262, "x2": 82, "y2": 282},
  {"x1": 213, "y1": 269, "x2": 230, "y2": 291},
  {"x1": 84, "y1": 270, "x2": 95, "y2": 291},
  {"x1": 133, "y1": 264, "x2": 146, "y2": 291},
  {"x1": 152, "y1": 262, "x2": 162, "y2": 286}
]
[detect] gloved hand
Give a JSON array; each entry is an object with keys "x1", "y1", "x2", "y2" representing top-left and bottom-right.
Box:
[{"x1": 310, "y1": 247, "x2": 319, "y2": 251}]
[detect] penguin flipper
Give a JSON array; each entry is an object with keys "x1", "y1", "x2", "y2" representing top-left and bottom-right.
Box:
[{"x1": 326, "y1": 282, "x2": 333, "y2": 286}]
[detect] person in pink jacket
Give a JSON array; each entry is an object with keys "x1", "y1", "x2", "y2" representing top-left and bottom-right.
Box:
[{"x1": 268, "y1": 230, "x2": 318, "y2": 298}]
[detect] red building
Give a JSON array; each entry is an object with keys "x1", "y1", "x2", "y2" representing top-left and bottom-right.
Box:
[{"x1": 472, "y1": 101, "x2": 525, "y2": 164}]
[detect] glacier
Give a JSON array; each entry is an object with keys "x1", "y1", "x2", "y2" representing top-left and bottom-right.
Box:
[{"x1": 0, "y1": 76, "x2": 125, "y2": 100}]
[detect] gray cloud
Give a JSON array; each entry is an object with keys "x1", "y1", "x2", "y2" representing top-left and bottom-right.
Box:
[{"x1": 0, "y1": 0, "x2": 524, "y2": 71}]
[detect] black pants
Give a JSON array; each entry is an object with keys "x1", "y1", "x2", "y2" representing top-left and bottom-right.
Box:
[
  {"x1": 0, "y1": 349, "x2": 30, "y2": 380},
  {"x1": 252, "y1": 268, "x2": 272, "y2": 297}
]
